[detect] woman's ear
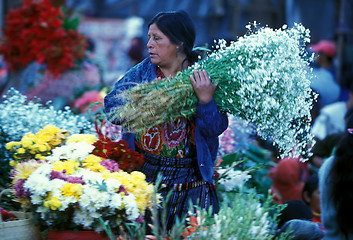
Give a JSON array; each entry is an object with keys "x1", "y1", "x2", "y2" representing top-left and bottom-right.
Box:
[{"x1": 177, "y1": 42, "x2": 184, "y2": 52}]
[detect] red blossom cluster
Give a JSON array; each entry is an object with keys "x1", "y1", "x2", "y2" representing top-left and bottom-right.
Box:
[
  {"x1": 0, "y1": 0, "x2": 87, "y2": 78},
  {"x1": 92, "y1": 121, "x2": 145, "y2": 172},
  {"x1": 0, "y1": 207, "x2": 18, "y2": 222}
]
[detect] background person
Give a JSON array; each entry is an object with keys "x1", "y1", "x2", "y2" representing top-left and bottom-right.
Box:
[{"x1": 319, "y1": 114, "x2": 353, "y2": 239}]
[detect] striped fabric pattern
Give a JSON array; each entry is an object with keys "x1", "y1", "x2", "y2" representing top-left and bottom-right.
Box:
[{"x1": 141, "y1": 151, "x2": 219, "y2": 231}]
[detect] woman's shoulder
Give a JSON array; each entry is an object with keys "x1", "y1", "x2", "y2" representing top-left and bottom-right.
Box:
[
  {"x1": 122, "y1": 57, "x2": 156, "y2": 82},
  {"x1": 129, "y1": 57, "x2": 154, "y2": 73}
]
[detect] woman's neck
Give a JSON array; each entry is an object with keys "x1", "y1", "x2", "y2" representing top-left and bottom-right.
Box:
[{"x1": 159, "y1": 54, "x2": 188, "y2": 77}]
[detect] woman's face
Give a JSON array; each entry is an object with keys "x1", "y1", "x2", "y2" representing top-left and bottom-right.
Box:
[{"x1": 147, "y1": 23, "x2": 179, "y2": 67}]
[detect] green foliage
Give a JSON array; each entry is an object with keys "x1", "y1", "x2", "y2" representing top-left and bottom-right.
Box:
[
  {"x1": 188, "y1": 189, "x2": 290, "y2": 240},
  {"x1": 220, "y1": 142, "x2": 275, "y2": 197}
]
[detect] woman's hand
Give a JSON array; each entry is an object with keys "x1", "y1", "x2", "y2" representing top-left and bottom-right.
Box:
[{"x1": 190, "y1": 70, "x2": 216, "y2": 103}]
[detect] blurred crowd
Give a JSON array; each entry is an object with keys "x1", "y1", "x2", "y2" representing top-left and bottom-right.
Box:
[{"x1": 269, "y1": 38, "x2": 353, "y2": 239}]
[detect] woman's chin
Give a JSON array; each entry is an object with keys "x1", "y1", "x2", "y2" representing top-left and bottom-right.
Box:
[{"x1": 150, "y1": 58, "x2": 159, "y2": 65}]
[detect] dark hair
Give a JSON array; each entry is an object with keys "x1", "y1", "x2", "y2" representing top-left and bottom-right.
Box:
[
  {"x1": 148, "y1": 10, "x2": 199, "y2": 63},
  {"x1": 302, "y1": 174, "x2": 319, "y2": 205},
  {"x1": 328, "y1": 131, "x2": 353, "y2": 239}
]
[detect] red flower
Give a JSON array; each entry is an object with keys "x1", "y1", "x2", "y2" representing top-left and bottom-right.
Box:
[
  {"x1": 92, "y1": 121, "x2": 144, "y2": 172},
  {"x1": 0, "y1": 0, "x2": 86, "y2": 78}
]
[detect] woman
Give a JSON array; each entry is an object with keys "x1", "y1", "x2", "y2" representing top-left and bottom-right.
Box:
[
  {"x1": 319, "y1": 115, "x2": 353, "y2": 239},
  {"x1": 104, "y1": 11, "x2": 228, "y2": 230}
]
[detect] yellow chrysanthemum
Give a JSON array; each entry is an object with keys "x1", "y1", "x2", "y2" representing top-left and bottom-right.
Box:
[
  {"x1": 113, "y1": 171, "x2": 153, "y2": 212},
  {"x1": 82, "y1": 155, "x2": 104, "y2": 172},
  {"x1": 17, "y1": 147, "x2": 26, "y2": 154},
  {"x1": 50, "y1": 132, "x2": 68, "y2": 146},
  {"x1": 20, "y1": 138, "x2": 33, "y2": 148},
  {"x1": 22, "y1": 133, "x2": 36, "y2": 141},
  {"x1": 6, "y1": 141, "x2": 20, "y2": 151},
  {"x1": 44, "y1": 196, "x2": 61, "y2": 210},
  {"x1": 52, "y1": 159, "x2": 80, "y2": 175},
  {"x1": 130, "y1": 171, "x2": 146, "y2": 181},
  {"x1": 41, "y1": 125, "x2": 61, "y2": 135},
  {"x1": 61, "y1": 183, "x2": 83, "y2": 200},
  {"x1": 12, "y1": 160, "x2": 41, "y2": 184},
  {"x1": 66, "y1": 134, "x2": 98, "y2": 145},
  {"x1": 37, "y1": 144, "x2": 49, "y2": 152}
]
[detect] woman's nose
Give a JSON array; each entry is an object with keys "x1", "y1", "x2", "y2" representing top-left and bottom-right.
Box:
[{"x1": 147, "y1": 39, "x2": 153, "y2": 48}]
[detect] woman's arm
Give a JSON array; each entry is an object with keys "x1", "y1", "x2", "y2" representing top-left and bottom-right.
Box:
[
  {"x1": 104, "y1": 58, "x2": 157, "y2": 124},
  {"x1": 196, "y1": 99, "x2": 228, "y2": 136},
  {"x1": 190, "y1": 69, "x2": 228, "y2": 136}
]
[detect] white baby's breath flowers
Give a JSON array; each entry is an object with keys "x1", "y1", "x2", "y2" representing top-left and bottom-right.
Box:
[
  {"x1": 0, "y1": 88, "x2": 94, "y2": 142},
  {"x1": 116, "y1": 23, "x2": 315, "y2": 158}
]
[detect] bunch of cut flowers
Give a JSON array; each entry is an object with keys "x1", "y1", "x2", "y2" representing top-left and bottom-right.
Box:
[
  {"x1": 9, "y1": 124, "x2": 154, "y2": 234},
  {"x1": 0, "y1": 88, "x2": 93, "y2": 188},
  {"x1": 111, "y1": 23, "x2": 316, "y2": 158},
  {"x1": 0, "y1": 0, "x2": 87, "y2": 77}
]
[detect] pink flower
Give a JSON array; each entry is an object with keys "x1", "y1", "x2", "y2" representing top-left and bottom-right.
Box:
[
  {"x1": 73, "y1": 90, "x2": 103, "y2": 113},
  {"x1": 99, "y1": 159, "x2": 120, "y2": 173}
]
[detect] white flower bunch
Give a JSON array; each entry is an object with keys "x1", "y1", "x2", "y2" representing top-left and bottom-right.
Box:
[
  {"x1": 115, "y1": 23, "x2": 315, "y2": 158},
  {"x1": 46, "y1": 141, "x2": 95, "y2": 163},
  {"x1": 187, "y1": 191, "x2": 287, "y2": 240},
  {"x1": 0, "y1": 88, "x2": 94, "y2": 142},
  {"x1": 217, "y1": 168, "x2": 251, "y2": 191}
]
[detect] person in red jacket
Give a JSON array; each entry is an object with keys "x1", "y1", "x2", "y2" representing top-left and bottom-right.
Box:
[{"x1": 270, "y1": 156, "x2": 310, "y2": 204}]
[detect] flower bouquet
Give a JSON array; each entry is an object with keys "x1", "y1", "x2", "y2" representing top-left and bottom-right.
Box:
[
  {"x1": 0, "y1": 0, "x2": 87, "y2": 78},
  {"x1": 8, "y1": 125, "x2": 154, "y2": 234},
  {"x1": 111, "y1": 23, "x2": 315, "y2": 158},
  {"x1": 0, "y1": 88, "x2": 93, "y2": 188}
]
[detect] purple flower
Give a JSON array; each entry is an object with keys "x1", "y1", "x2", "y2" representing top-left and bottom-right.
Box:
[
  {"x1": 66, "y1": 175, "x2": 85, "y2": 184},
  {"x1": 135, "y1": 214, "x2": 144, "y2": 223},
  {"x1": 99, "y1": 159, "x2": 120, "y2": 173},
  {"x1": 13, "y1": 179, "x2": 30, "y2": 198},
  {"x1": 50, "y1": 170, "x2": 67, "y2": 180},
  {"x1": 50, "y1": 170, "x2": 85, "y2": 184},
  {"x1": 118, "y1": 185, "x2": 128, "y2": 195}
]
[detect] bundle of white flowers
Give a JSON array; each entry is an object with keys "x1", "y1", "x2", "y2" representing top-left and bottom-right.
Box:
[{"x1": 112, "y1": 23, "x2": 315, "y2": 158}]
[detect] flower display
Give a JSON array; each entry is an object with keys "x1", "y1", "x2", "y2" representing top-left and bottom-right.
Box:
[
  {"x1": 6, "y1": 125, "x2": 68, "y2": 165},
  {"x1": 92, "y1": 122, "x2": 144, "y2": 172},
  {"x1": 0, "y1": 88, "x2": 93, "y2": 187},
  {"x1": 216, "y1": 168, "x2": 252, "y2": 192},
  {"x1": 112, "y1": 23, "x2": 315, "y2": 158},
  {"x1": 10, "y1": 125, "x2": 155, "y2": 233},
  {"x1": 0, "y1": 88, "x2": 93, "y2": 143},
  {"x1": 72, "y1": 90, "x2": 104, "y2": 114},
  {"x1": 0, "y1": 0, "x2": 87, "y2": 77}
]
